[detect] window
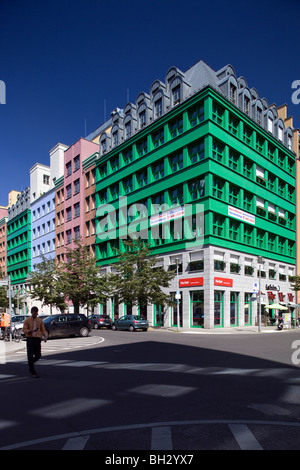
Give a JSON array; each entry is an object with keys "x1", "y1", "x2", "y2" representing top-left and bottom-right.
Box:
[
  {"x1": 110, "y1": 156, "x2": 119, "y2": 172},
  {"x1": 74, "y1": 179, "x2": 80, "y2": 195},
  {"x1": 229, "y1": 220, "x2": 239, "y2": 240},
  {"x1": 169, "y1": 151, "x2": 183, "y2": 172},
  {"x1": 229, "y1": 83, "x2": 237, "y2": 103},
  {"x1": 212, "y1": 104, "x2": 224, "y2": 124},
  {"x1": 189, "y1": 103, "x2": 204, "y2": 127},
  {"x1": 244, "y1": 226, "x2": 253, "y2": 245},
  {"x1": 228, "y1": 150, "x2": 239, "y2": 171},
  {"x1": 229, "y1": 115, "x2": 239, "y2": 135},
  {"x1": 74, "y1": 155, "x2": 80, "y2": 172},
  {"x1": 66, "y1": 229, "x2": 72, "y2": 244},
  {"x1": 110, "y1": 184, "x2": 119, "y2": 200},
  {"x1": 155, "y1": 99, "x2": 162, "y2": 118},
  {"x1": 136, "y1": 170, "x2": 148, "y2": 188},
  {"x1": 152, "y1": 128, "x2": 164, "y2": 148},
  {"x1": 136, "y1": 138, "x2": 148, "y2": 157},
  {"x1": 98, "y1": 163, "x2": 107, "y2": 178},
  {"x1": 66, "y1": 207, "x2": 71, "y2": 222},
  {"x1": 169, "y1": 186, "x2": 183, "y2": 206},
  {"x1": 256, "y1": 229, "x2": 265, "y2": 248},
  {"x1": 113, "y1": 131, "x2": 118, "y2": 147},
  {"x1": 212, "y1": 140, "x2": 224, "y2": 162},
  {"x1": 123, "y1": 176, "x2": 133, "y2": 194},
  {"x1": 243, "y1": 126, "x2": 252, "y2": 145},
  {"x1": 74, "y1": 226, "x2": 80, "y2": 240},
  {"x1": 214, "y1": 291, "x2": 223, "y2": 327},
  {"x1": 169, "y1": 116, "x2": 183, "y2": 138},
  {"x1": 123, "y1": 149, "x2": 133, "y2": 165},
  {"x1": 191, "y1": 291, "x2": 204, "y2": 327},
  {"x1": 66, "y1": 162, "x2": 72, "y2": 177},
  {"x1": 74, "y1": 202, "x2": 80, "y2": 218},
  {"x1": 152, "y1": 160, "x2": 164, "y2": 181},
  {"x1": 189, "y1": 179, "x2": 205, "y2": 200},
  {"x1": 189, "y1": 140, "x2": 204, "y2": 163},
  {"x1": 172, "y1": 85, "x2": 180, "y2": 105},
  {"x1": 229, "y1": 185, "x2": 239, "y2": 205},
  {"x1": 243, "y1": 158, "x2": 252, "y2": 178},
  {"x1": 212, "y1": 177, "x2": 224, "y2": 199},
  {"x1": 66, "y1": 184, "x2": 72, "y2": 199},
  {"x1": 213, "y1": 214, "x2": 224, "y2": 236},
  {"x1": 139, "y1": 110, "x2": 146, "y2": 128},
  {"x1": 43, "y1": 174, "x2": 50, "y2": 185},
  {"x1": 125, "y1": 122, "x2": 131, "y2": 139}
]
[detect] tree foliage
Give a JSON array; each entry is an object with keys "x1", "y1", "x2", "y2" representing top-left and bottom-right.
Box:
[{"x1": 109, "y1": 238, "x2": 176, "y2": 309}]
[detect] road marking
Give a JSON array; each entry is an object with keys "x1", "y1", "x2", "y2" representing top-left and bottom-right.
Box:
[
  {"x1": 151, "y1": 426, "x2": 173, "y2": 450},
  {"x1": 2, "y1": 419, "x2": 297, "y2": 450},
  {"x1": 62, "y1": 436, "x2": 89, "y2": 450},
  {"x1": 229, "y1": 424, "x2": 263, "y2": 450}
]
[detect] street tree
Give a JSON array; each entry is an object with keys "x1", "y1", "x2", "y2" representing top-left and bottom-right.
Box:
[
  {"x1": 29, "y1": 255, "x2": 67, "y2": 314},
  {"x1": 57, "y1": 239, "x2": 109, "y2": 314},
  {"x1": 109, "y1": 238, "x2": 176, "y2": 312}
]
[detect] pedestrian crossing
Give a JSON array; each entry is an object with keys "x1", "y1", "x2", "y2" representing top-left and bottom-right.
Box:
[{"x1": 2, "y1": 420, "x2": 300, "y2": 450}]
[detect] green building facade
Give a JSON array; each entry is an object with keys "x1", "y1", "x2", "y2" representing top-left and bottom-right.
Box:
[
  {"x1": 6, "y1": 188, "x2": 31, "y2": 306},
  {"x1": 95, "y1": 61, "x2": 296, "y2": 329}
]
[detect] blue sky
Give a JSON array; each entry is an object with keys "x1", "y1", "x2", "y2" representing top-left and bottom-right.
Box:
[{"x1": 0, "y1": 0, "x2": 299, "y2": 206}]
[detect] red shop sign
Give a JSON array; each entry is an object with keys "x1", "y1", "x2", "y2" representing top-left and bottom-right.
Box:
[
  {"x1": 179, "y1": 277, "x2": 204, "y2": 287},
  {"x1": 214, "y1": 277, "x2": 233, "y2": 287}
]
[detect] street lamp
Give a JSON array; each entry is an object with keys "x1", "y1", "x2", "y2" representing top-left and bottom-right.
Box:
[
  {"x1": 174, "y1": 258, "x2": 181, "y2": 331},
  {"x1": 257, "y1": 256, "x2": 265, "y2": 332}
]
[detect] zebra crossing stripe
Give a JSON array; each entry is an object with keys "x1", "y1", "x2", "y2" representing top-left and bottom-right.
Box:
[
  {"x1": 62, "y1": 436, "x2": 89, "y2": 450},
  {"x1": 151, "y1": 426, "x2": 173, "y2": 450},
  {"x1": 229, "y1": 424, "x2": 263, "y2": 450}
]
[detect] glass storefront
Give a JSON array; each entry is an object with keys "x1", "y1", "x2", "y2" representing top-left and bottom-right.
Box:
[
  {"x1": 190, "y1": 291, "x2": 204, "y2": 327},
  {"x1": 214, "y1": 291, "x2": 223, "y2": 327},
  {"x1": 171, "y1": 292, "x2": 182, "y2": 327},
  {"x1": 230, "y1": 292, "x2": 239, "y2": 326},
  {"x1": 244, "y1": 293, "x2": 252, "y2": 325}
]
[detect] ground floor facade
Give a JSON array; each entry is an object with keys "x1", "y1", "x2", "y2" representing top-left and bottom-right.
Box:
[{"x1": 99, "y1": 245, "x2": 296, "y2": 329}]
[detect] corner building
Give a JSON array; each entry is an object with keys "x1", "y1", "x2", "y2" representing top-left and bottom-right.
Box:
[{"x1": 95, "y1": 60, "x2": 297, "y2": 329}]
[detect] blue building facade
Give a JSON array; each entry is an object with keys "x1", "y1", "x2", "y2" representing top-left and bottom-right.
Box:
[{"x1": 31, "y1": 187, "x2": 56, "y2": 271}]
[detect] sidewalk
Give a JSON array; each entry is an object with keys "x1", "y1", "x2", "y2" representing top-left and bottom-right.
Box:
[{"x1": 148, "y1": 325, "x2": 294, "y2": 334}]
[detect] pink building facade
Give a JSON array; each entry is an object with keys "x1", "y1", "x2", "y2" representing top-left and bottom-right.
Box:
[{"x1": 63, "y1": 138, "x2": 98, "y2": 256}]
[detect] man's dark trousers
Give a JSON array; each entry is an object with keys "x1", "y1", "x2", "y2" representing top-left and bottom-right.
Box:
[{"x1": 27, "y1": 337, "x2": 42, "y2": 374}]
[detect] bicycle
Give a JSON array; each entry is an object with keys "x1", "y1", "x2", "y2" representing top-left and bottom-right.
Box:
[{"x1": 0, "y1": 327, "x2": 22, "y2": 343}]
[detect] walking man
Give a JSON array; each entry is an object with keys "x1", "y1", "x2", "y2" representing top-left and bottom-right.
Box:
[{"x1": 23, "y1": 306, "x2": 47, "y2": 378}]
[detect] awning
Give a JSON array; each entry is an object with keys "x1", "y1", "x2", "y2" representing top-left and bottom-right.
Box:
[{"x1": 265, "y1": 303, "x2": 288, "y2": 310}]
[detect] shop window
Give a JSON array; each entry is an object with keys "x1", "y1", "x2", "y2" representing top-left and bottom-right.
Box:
[
  {"x1": 230, "y1": 292, "x2": 239, "y2": 326},
  {"x1": 214, "y1": 291, "x2": 223, "y2": 327},
  {"x1": 191, "y1": 291, "x2": 204, "y2": 327}
]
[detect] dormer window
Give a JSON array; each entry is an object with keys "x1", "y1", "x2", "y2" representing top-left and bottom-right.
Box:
[
  {"x1": 113, "y1": 131, "x2": 118, "y2": 147},
  {"x1": 244, "y1": 96, "x2": 250, "y2": 114},
  {"x1": 101, "y1": 139, "x2": 107, "y2": 154},
  {"x1": 125, "y1": 122, "x2": 131, "y2": 139},
  {"x1": 140, "y1": 110, "x2": 146, "y2": 128},
  {"x1": 172, "y1": 85, "x2": 180, "y2": 105},
  {"x1": 229, "y1": 83, "x2": 237, "y2": 103},
  {"x1": 155, "y1": 99, "x2": 162, "y2": 118}
]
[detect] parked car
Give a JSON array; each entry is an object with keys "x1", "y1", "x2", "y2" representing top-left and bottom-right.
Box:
[
  {"x1": 111, "y1": 315, "x2": 148, "y2": 332},
  {"x1": 88, "y1": 314, "x2": 112, "y2": 329},
  {"x1": 42, "y1": 314, "x2": 92, "y2": 339},
  {"x1": 11, "y1": 315, "x2": 50, "y2": 337}
]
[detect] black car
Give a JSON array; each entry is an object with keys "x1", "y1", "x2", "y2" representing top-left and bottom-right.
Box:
[
  {"x1": 43, "y1": 314, "x2": 92, "y2": 339},
  {"x1": 111, "y1": 315, "x2": 148, "y2": 332},
  {"x1": 88, "y1": 314, "x2": 112, "y2": 329}
]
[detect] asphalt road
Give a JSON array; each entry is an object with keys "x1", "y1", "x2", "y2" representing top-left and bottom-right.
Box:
[{"x1": 1, "y1": 328, "x2": 300, "y2": 452}]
